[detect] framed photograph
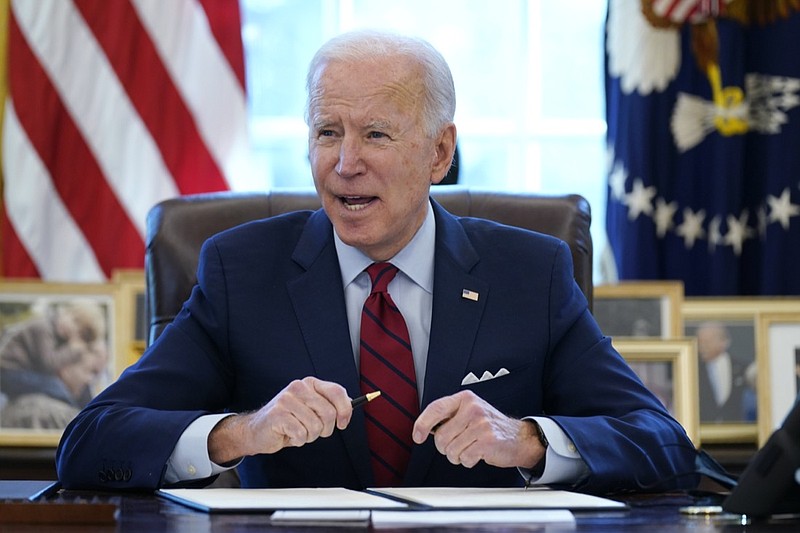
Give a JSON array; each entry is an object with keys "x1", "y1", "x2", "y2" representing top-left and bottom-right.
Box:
[
  {"x1": 593, "y1": 281, "x2": 684, "y2": 338},
  {"x1": 112, "y1": 269, "x2": 147, "y2": 367},
  {"x1": 612, "y1": 338, "x2": 700, "y2": 446},
  {"x1": 0, "y1": 281, "x2": 120, "y2": 446},
  {"x1": 683, "y1": 297, "x2": 800, "y2": 443},
  {"x1": 756, "y1": 312, "x2": 800, "y2": 447}
]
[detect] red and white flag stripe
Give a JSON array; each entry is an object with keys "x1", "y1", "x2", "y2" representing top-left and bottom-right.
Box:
[
  {"x1": 650, "y1": 0, "x2": 727, "y2": 23},
  {"x1": 1, "y1": 0, "x2": 250, "y2": 281}
]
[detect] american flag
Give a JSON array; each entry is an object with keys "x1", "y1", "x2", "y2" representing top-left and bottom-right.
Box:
[
  {"x1": 650, "y1": 0, "x2": 726, "y2": 23},
  {"x1": 0, "y1": 0, "x2": 250, "y2": 282},
  {"x1": 605, "y1": 0, "x2": 800, "y2": 295}
]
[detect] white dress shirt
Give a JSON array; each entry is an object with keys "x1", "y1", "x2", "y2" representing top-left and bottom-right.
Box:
[
  {"x1": 705, "y1": 351, "x2": 733, "y2": 407},
  {"x1": 165, "y1": 203, "x2": 586, "y2": 484}
]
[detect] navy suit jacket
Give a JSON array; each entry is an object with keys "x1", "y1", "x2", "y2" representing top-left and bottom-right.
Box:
[{"x1": 57, "y1": 200, "x2": 697, "y2": 494}]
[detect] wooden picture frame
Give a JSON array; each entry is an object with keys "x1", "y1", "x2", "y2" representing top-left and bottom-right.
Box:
[
  {"x1": 593, "y1": 281, "x2": 684, "y2": 338},
  {"x1": 756, "y1": 312, "x2": 800, "y2": 447},
  {"x1": 112, "y1": 269, "x2": 147, "y2": 367},
  {"x1": 612, "y1": 338, "x2": 700, "y2": 446},
  {"x1": 0, "y1": 281, "x2": 120, "y2": 446},
  {"x1": 683, "y1": 297, "x2": 800, "y2": 443}
]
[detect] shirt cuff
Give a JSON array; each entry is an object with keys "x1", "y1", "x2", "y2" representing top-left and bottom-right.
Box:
[
  {"x1": 519, "y1": 416, "x2": 589, "y2": 486},
  {"x1": 164, "y1": 413, "x2": 240, "y2": 484}
]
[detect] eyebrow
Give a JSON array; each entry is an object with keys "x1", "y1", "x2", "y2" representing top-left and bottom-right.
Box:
[
  {"x1": 311, "y1": 118, "x2": 336, "y2": 131},
  {"x1": 310, "y1": 117, "x2": 395, "y2": 132},
  {"x1": 365, "y1": 119, "x2": 393, "y2": 131}
]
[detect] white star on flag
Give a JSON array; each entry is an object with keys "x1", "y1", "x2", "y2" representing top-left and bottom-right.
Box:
[
  {"x1": 767, "y1": 187, "x2": 800, "y2": 230},
  {"x1": 608, "y1": 162, "x2": 628, "y2": 201},
  {"x1": 623, "y1": 178, "x2": 657, "y2": 220},
  {"x1": 676, "y1": 207, "x2": 706, "y2": 248},
  {"x1": 654, "y1": 198, "x2": 678, "y2": 237},
  {"x1": 724, "y1": 210, "x2": 754, "y2": 256}
]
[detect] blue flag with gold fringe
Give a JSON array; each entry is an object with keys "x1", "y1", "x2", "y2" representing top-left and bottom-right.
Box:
[{"x1": 605, "y1": 0, "x2": 800, "y2": 295}]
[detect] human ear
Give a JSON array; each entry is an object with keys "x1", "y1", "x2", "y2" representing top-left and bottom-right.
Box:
[{"x1": 430, "y1": 123, "x2": 457, "y2": 185}]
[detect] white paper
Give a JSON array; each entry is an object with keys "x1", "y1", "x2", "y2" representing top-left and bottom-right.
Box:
[
  {"x1": 158, "y1": 487, "x2": 407, "y2": 511},
  {"x1": 371, "y1": 509, "x2": 575, "y2": 528},
  {"x1": 369, "y1": 486, "x2": 626, "y2": 510},
  {"x1": 271, "y1": 510, "x2": 370, "y2": 526}
]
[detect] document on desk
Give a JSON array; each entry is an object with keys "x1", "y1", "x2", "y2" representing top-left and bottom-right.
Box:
[
  {"x1": 369, "y1": 486, "x2": 627, "y2": 511},
  {"x1": 370, "y1": 509, "x2": 576, "y2": 528},
  {"x1": 158, "y1": 487, "x2": 407, "y2": 513},
  {"x1": 158, "y1": 486, "x2": 625, "y2": 516}
]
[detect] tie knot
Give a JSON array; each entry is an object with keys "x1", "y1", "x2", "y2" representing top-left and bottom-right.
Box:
[{"x1": 366, "y1": 262, "x2": 398, "y2": 294}]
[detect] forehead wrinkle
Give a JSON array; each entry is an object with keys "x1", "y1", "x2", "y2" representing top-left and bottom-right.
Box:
[
  {"x1": 309, "y1": 60, "x2": 426, "y2": 120},
  {"x1": 310, "y1": 98, "x2": 416, "y2": 136},
  {"x1": 381, "y1": 77, "x2": 424, "y2": 111}
]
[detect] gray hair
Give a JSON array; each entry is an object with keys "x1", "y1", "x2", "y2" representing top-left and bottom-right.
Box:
[{"x1": 305, "y1": 30, "x2": 456, "y2": 137}]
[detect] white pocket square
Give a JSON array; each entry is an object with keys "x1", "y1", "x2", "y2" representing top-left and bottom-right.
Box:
[{"x1": 461, "y1": 367, "x2": 510, "y2": 386}]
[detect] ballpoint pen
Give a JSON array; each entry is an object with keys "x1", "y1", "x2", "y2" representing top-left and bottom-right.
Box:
[{"x1": 351, "y1": 390, "x2": 381, "y2": 408}]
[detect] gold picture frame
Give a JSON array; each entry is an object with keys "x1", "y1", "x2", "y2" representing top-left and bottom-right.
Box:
[
  {"x1": 683, "y1": 297, "x2": 800, "y2": 444},
  {"x1": 0, "y1": 281, "x2": 121, "y2": 447},
  {"x1": 593, "y1": 281, "x2": 684, "y2": 338},
  {"x1": 112, "y1": 269, "x2": 146, "y2": 368},
  {"x1": 755, "y1": 312, "x2": 800, "y2": 447},
  {"x1": 612, "y1": 338, "x2": 700, "y2": 446}
]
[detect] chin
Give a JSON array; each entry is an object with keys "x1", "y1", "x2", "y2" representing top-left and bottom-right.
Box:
[{"x1": 337, "y1": 229, "x2": 375, "y2": 250}]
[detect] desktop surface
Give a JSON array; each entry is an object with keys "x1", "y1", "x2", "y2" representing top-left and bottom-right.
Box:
[{"x1": 1, "y1": 481, "x2": 799, "y2": 532}]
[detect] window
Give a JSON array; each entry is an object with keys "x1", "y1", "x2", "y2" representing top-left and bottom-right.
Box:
[{"x1": 241, "y1": 0, "x2": 608, "y2": 279}]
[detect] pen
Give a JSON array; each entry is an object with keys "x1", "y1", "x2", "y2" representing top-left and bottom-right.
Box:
[{"x1": 351, "y1": 390, "x2": 381, "y2": 408}]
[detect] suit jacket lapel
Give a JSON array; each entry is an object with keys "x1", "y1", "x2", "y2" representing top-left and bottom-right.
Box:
[
  {"x1": 287, "y1": 209, "x2": 373, "y2": 487},
  {"x1": 406, "y1": 201, "x2": 489, "y2": 485}
]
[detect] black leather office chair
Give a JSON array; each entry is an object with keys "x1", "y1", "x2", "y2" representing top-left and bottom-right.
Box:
[{"x1": 144, "y1": 187, "x2": 592, "y2": 346}]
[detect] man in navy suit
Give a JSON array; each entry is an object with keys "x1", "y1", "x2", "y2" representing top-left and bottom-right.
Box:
[{"x1": 56, "y1": 30, "x2": 697, "y2": 494}]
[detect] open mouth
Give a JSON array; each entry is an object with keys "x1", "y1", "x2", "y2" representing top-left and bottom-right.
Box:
[{"x1": 341, "y1": 196, "x2": 376, "y2": 211}]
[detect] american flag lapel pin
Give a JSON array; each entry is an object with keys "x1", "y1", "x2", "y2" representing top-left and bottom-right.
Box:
[{"x1": 461, "y1": 289, "x2": 479, "y2": 301}]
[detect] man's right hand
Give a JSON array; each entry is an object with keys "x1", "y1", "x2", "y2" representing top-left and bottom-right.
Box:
[{"x1": 208, "y1": 376, "x2": 352, "y2": 464}]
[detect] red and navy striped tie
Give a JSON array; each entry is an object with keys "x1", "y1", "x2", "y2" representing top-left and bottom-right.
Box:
[{"x1": 359, "y1": 262, "x2": 419, "y2": 486}]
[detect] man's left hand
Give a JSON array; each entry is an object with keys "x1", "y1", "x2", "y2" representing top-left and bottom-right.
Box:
[{"x1": 412, "y1": 390, "x2": 544, "y2": 469}]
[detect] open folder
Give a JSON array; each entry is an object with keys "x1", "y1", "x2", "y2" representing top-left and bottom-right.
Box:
[
  {"x1": 157, "y1": 486, "x2": 626, "y2": 513},
  {"x1": 158, "y1": 487, "x2": 406, "y2": 513},
  {"x1": 369, "y1": 486, "x2": 626, "y2": 510}
]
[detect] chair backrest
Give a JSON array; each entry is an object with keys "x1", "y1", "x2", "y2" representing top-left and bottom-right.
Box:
[{"x1": 145, "y1": 187, "x2": 593, "y2": 346}]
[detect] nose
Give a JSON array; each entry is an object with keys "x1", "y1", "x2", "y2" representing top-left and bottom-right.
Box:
[{"x1": 335, "y1": 136, "x2": 365, "y2": 178}]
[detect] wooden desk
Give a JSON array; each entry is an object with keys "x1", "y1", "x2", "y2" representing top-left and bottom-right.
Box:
[{"x1": 1, "y1": 483, "x2": 799, "y2": 531}]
